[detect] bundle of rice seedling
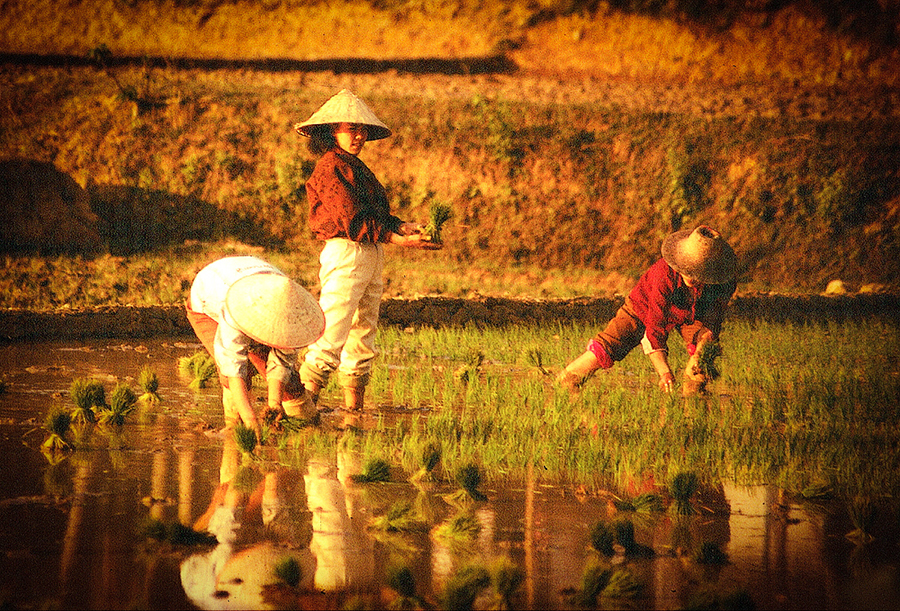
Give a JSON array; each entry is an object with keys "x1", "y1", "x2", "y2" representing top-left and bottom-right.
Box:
[
  {"x1": 614, "y1": 520, "x2": 655, "y2": 557},
  {"x1": 350, "y1": 457, "x2": 391, "y2": 483},
  {"x1": 137, "y1": 365, "x2": 161, "y2": 404},
  {"x1": 590, "y1": 521, "x2": 615, "y2": 556},
  {"x1": 456, "y1": 463, "x2": 488, "y2": 502},
  {"x1": 234, "y1": 422, "x2": 258, "y2": 456},
  {"x1": 602, "y1": 567, "x2": 643, "y2": 599},
  {"x1": 569, "y1": 559, "x2": 612, "y2": 607},
  {"x1": 178, "y1": 352, "x2": 217, "y2": 390},
  {"x1": 518, "y1": 346, "x2": 549, "y2": 376},
  {"x1": 409, "y1": 441, "x2": 441, "y2": 483},
  {"x1": 490, "y1": 556, "x2": 524, "y2": 609},
  {"x1": 694, "y1": 541, "x2": 729, "y2": 565},
  {"x1": 433, "y1": 511, "x2": 481, "y2": 542},
  {"x1": 453, "y1": 350, "x2": 485, "y2": 385},
  {"x1": 670, "y1": 471, "x2": 699, "y2": 515},
  {"x1": 423, "y1": 202, "x2": 452, "y2": 244},
  {"x1": 385, "y1": 563, "x2": 425, "y2": 610},
  {"x1": 274, "y1": 556, "x2": 301, "y2": 588},
  {"x1": 440, "y1": 564, "x2": 490, "y2": 611},
  {"x1": 42, "y1": 406, "x2": 73, "y2": 452},
  {"x1": 69, "y1": 377, "x2": 106, "y2": 423},
  {"x1": 98, "y1": 383, "x2": 137, "y2": 425},
  {"x1": 370, "y1": 500, "x2": 427, "y2": 532}
]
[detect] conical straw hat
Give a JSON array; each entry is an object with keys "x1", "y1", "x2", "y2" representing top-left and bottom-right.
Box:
[
  {"x1": 661, "y1": 225, "x2": 737, "y2": 285},
  {"x1": 224, "y1": 273, "x2": 325, "y2": 349},
  {"x1": 294, "y1": 89, "x2": 391, "y2": 140}
]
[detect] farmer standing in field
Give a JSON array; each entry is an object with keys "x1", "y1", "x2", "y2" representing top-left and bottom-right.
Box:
[
  {"x1": 294, "y1": 89, "x2": 440, "y2": 423},
  {"x1": 557, "y1": 225, "x2": 738, "y2": 397},
  {"x1": 186, "y1": 256, "x2": 325, "y2": 438}
]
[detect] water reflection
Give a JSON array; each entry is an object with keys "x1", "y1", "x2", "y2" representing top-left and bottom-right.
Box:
[{"x1": 0, "y1": 338, "x2": 898, "y2": 610}]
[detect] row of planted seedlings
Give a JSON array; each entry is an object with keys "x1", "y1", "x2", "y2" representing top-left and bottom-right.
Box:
[{"x1": 287, "y1": 317, "x2": 900, "y2": 547}]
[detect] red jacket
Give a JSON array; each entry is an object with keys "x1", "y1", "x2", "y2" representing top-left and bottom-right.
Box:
[
  {"x1": 305, "y1": 149, "x2": 403, "y2": 243},
  {"x1": 628, "y1": 258, "x2": 736, "y2": 352}
]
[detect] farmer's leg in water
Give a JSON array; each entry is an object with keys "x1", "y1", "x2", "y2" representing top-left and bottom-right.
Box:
[{"x1": 558, "y1": 304, "x2": 643, "y2": 390}]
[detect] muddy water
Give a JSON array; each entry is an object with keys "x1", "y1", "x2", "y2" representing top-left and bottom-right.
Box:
[{"x1": 0, "y1": 339, "x2": 898, "y2": 610}]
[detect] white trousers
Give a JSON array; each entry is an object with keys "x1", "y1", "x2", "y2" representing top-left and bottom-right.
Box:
[{"x1": 301, "y1": 239, "x2": 384, "y2": 389}]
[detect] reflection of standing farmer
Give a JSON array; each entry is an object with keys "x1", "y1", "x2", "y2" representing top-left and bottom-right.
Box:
[
  {"x1": 294, "y1": 89, "x2": 440, "y2": 416},
  {"x1": 186, "y1": 256, "x2": 325, "y2": 438},
  {"x1": 557, "y1": 226, "x2": 737, "y2": 396}
]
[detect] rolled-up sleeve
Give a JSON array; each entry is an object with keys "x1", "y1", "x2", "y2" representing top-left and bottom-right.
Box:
[{"x1": 214, "y1": 322, "x2": 251, "y2": 380}]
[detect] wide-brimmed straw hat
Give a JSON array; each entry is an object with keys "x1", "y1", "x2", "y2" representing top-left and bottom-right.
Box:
[
  {"x1": 224, "y1": 273, "x2": 325, "y2": 349},
  {"x1": 293, "y1": 89, "x2": 391, "y2": 141},
  {"x1": 661, "y1": 225, "x2": 737, "y2": 285}
]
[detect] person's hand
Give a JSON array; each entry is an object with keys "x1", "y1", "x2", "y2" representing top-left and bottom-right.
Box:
[
  {"x1": 391, "y1": 232, "x2": 443, "y2": 250},
  {"x1": 397, "y1": 222, "x2": 423, "y2": 236},
  {"x1": 658, "y1": 372, "x2": 676, "y2": 393}
]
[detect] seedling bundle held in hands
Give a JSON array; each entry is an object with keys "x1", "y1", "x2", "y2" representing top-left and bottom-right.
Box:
[{"x1": 423, "y1": 202, "x2": 452, "y2": 244}]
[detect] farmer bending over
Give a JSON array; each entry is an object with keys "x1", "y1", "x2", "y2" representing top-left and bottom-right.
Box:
[
  {"x1": 557, "y1": 225, "x2": 737, "y2": 396},
  {"x1": 186, "y1": 256, "x2": 325, "y2": 438}
]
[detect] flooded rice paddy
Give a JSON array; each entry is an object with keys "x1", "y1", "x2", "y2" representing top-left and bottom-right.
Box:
[{"x1": 0, "y1": 336, "x2": 898, "y2": 610}]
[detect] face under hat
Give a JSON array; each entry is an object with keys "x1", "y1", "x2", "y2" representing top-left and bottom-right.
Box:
[
  {"x1": 224, "y1": 273, "x2": 325, "y2": 349},
  {"x1": 294, "y1": 89, "x2": 391, "y2": 141},
  {"x1": 661, "y1": 225, "x2": 737, "y2": 285}
]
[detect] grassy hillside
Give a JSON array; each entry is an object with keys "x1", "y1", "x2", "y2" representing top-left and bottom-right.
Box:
[{"x1": 1, "y1": 0, "x2": 899, "y2": 310}]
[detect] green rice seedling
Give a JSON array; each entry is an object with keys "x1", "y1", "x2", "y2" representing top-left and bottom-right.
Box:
[
  {"x1": 351, "y1": 457, "x2": 391, "y2": 483},
  {"x1": 69, "y1": 377, "x2": 106, "y2": 424},
  {"x1": 234, "y1": 422, "x2": 258, "y2": 456},
  {"x1": 846, "y1": 496, "x2": 876, "y2": 544},
  {"x1": 409, "y1": 440, "x2": 441, "y2": 484},
  {"x1": 137, "y1": 365, "x2": 161, "y2": 404},
  {"x1": 142, "y1": 518, "x2": 217, "y2": 546},
  {"x1": 490, "y1": 556, "x2": 524, "y2": 610},
  {"x1": 370, "y1": 500, "x2": 428, "y2": 533},
  {"x1": 432, "y1": 510, "x2": 481, "y2": 542},
  {"x1": 602, "y1": 567, "x2": 643, "y2": 600},
  {"x1": 456, "y1": 463, "x2": 488, "y2": 501},
  {"x1": 98, "y1": 383, "x2": 137, "y2": 425},
  {"x1": 590, "y1": 520, "x2": 615, "y2": 556},
  {"x1": 385, "y1": 563, "x2": 422, "y2": 610},
  {"x1": 454, "y1": 350, "x2": 485, "y2": 385},
  {"x1": 440, "y1": 564, "x2": 490, "y2": 611},
  {"x1": 422, "y1": 201, "x2": 452, "y2": 245},
  {"x1": 518, "y1": 345, "x2": 549, "y2": 376},
  {"x1": 274, "y1": 556, "x2": 301, "y2": 588},
  {"x1": 613, "y1": 492, "x2": 664, "y2": 513},
  {"x1": 694, "y1": 541, "x2": 729, "y2": 565},
  {"x1": 569, "y1": 559, "x2": 612, "y2": 607},
  {"x1": 42, "y1": 406, "x2": 73, "y2": 452},
  {"x1": 178, "y1": 351, "x2": 217, "y2": 390},
  {"x1": 670, "y1": 471, "x2": 699, "y2": 515},
  {"x1": 614, "y1": 520, "x2": 655, "y2": 558}
]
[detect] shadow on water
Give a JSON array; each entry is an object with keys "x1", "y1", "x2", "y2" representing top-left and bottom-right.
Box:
[{"x1": 1, "y1": 338, "x2": 899, "y2": 610}]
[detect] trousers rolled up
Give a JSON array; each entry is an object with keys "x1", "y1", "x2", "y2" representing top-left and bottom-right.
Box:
[{"x1": 301, "y1": 239, "x2": 384, "y2": 391}]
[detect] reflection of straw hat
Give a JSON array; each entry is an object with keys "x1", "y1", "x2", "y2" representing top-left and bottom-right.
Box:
[
  {"x1": 661, "y1": 225, "x2": 737, "y2": 284},
  {"x1": 225, "y1": 273, "x2": 324, "y2": 349},
  {"x1": 294, "y1": 89, "x2": 391, "y2": 140}
]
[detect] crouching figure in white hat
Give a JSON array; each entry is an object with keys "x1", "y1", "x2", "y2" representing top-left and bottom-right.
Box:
[
  {"x1": 557, "y1": 225, "x2": 738, "y2": 398},
  {"x1": 294, "y1": 89, "x2": 441, "y2": 422},
  {"x1": 186, "y1": 256, "x2": 325, "y2": 439}
]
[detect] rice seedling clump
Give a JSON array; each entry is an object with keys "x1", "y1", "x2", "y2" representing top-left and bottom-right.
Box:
[
  {"x1": 274, "y1": 556, "x2": 301, "y2": 588},
  {"x1": 137, "y1": 365, "x2": 161, "y2": 404},
  {"x1": 423, "y1": 202, "x2": 452, "y2": 245},
  {"x1": 42, "y1": 406, "x2": 73, "y2": 452},
  {"x1": 351, "y1": 457, "x2": 392, "y2": 483},
  {"x1": 178, "y1": 352, "x2": 217, "y2": 390},
  {"x1": 98, "y1": 383, "x2": 137, "y2": 425},
  {"x1": 69, "y1": 377, "x2": 106, "y2": 423}
]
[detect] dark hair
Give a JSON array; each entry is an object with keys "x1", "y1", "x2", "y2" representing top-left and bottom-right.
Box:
[{"x1": 306, "y1": 124, "x2": 336, "y2": 156}]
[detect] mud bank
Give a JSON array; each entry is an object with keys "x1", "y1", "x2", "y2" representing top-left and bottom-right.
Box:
[{"x1": 1, "y1": 293, "x2": 898, "y2": 342}]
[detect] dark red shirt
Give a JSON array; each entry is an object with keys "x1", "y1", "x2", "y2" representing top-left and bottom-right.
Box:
[
  {"x1": 628, "y1": 258, "x2": 736, "y2": 351},
  {"x1": 305, "y1": 149, "x2": 403, "y2": 243}
]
